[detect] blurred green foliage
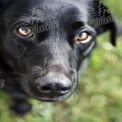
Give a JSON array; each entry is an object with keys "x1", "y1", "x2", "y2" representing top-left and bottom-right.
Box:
[{"x1": 0, "y1": 1, "x2": 122, "y2": 122}]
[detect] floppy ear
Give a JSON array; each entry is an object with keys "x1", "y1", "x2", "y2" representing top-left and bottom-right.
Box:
[
  {"x1": 90, "y1": 0, "x2": 122, "y2": 46},
  {"x1": 0, "y1": 0, "x2": 6, "y2": 13},
  {"x1": 0, "y1": 0, "x2": 11, "y2": 15}
]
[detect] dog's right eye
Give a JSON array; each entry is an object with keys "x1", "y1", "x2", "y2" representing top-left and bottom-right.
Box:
[
  {"x1": 16, "y1": 27, "x2": 32, "y2": 37},
  {"x1": 76, "y1": 32, "x2": 93, "y2": 44}
]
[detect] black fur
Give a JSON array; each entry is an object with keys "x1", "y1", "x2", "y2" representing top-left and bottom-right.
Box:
[{"x1": 0, "y1": 0, "x2": 121, "y2": 114}]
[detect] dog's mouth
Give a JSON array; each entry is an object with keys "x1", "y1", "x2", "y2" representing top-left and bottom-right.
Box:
[
  {"x1": 18, "y1": 67, "x2": 78, "y2": 102},
  {"x1": 35, "y1": 84, "x2": 77, "y2": 102},
  {"x1": 21, "y1": 78, "x2": 78, "y2": 102},
  {"x1": 33, "y1": 89, "x2": 75, "y2": 102}
]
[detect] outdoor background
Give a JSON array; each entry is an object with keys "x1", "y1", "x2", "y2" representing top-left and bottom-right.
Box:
[{"x1": 0, "y1": 0, "x2": 122, "y2": 122}]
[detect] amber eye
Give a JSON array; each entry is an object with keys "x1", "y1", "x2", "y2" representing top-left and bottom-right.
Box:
[
  {"x1": 17, "y1": 27, "x2": 32, "y2": 37},
  {"x1": 77, "y1": 32, "x2": 92, "y2": 44}
]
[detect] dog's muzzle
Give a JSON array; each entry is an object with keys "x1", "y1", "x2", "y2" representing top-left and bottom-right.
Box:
[{"x1": 22, "y1": 68, "x2": 78, "y2": 102}]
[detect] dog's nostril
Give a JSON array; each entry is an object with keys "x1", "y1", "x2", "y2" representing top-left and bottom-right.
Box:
[
  {"x1": 38, "y1": 85, "x2": 51, "y2": 93},
  {"x1": 59, "y1": 87, "x2": 69, "y2": 94},
  {"x1": 38, "y1": 80, "x2": 72, "y2": 96},
  {"x1": 60, "y1": 87, "x2": 69, "y2": 92},
  {"x1": 41, "y1": 86, "x2": 51, "y2": 91}
]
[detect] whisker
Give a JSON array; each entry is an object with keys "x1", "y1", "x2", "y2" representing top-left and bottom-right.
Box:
[{"x1": 12, "y1": 72, "x2": 25, "y2": 77}]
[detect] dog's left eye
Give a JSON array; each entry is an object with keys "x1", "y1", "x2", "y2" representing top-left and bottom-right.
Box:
[
  {"x1": 17, "y1": 27, "x2": 32, "y2": 37},
  {"x1": 77, "y1": 32, "x2": 93, "y2": 44}
]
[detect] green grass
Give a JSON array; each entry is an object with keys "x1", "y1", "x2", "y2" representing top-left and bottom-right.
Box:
[{"x1": 0, "y1": 1, "x2": 122, "y2": 122}]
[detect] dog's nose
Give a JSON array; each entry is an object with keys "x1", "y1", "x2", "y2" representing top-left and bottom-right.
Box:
[{"x1": 38, "y1": 79, "x2": 72, "y2": 97}]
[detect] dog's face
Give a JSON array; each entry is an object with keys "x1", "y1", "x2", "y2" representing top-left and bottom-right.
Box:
[{"x1": 0, "y1": 0, "x2": 118, "y2": 102}]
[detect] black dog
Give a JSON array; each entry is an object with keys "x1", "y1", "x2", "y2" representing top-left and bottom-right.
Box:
[{"x1": 0, "y1": 0, "x2": 121, "y2": 114}]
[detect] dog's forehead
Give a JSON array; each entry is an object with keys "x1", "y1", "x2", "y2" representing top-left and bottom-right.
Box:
[
  {"x1": 32, "y1": 0, "x2": 88, "y2": 14},
  {"x1": 32, "y1": 7, "x2": 85, "y2": 23},
  {"x1": 5, "y1": 0, "x2": 90, "y2": 23},
  {"x1": 31, "y1": 0, "x2": 89, "y2": 20}
]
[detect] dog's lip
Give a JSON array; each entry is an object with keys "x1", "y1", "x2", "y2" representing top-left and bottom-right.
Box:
[
  {"x1": 36, "y1": 96, "x2": 65, "y2": 102},
  {"x1": 21, "y1": 77, "x2": 78, "y2": 102},
  {"x1": 32, "y1": 80, "x2": 78, "y2": 102},
  {"x1": 32, "y1": 91, "x2": 74, "y2": 102},
  {"x1": 23, "y1": 82, "x2": 78, "y2": 102}
]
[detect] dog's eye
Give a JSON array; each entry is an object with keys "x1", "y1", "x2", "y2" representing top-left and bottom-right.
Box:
[
  {"x1": 77, "y1": 32, "x2": 92, "y2": 44},
  {"x1": 17, "y1": 27, "x2": 32, "y2": 37}
]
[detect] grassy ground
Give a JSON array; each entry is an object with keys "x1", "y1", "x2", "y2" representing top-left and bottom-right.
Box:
[{"x1": 0, "y1": 1, "x2": 122, "y2": 122}]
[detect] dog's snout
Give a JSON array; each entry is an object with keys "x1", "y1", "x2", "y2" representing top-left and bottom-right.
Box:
[
  {"x1": 38, "y1": 78, "x2": 72, "y2": 97},
  {"x1": 30, "y1": 64, "x2": 77, "y2": 101}
]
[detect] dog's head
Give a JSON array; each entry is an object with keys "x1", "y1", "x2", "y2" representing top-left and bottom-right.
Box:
[{"x1": 0, "y1": 0, "x2": 120, "y2": 102}]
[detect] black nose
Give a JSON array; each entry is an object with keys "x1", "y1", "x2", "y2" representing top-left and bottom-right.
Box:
[{"x1": 38, "y1": 80, "x2": 72, "y2": 97}]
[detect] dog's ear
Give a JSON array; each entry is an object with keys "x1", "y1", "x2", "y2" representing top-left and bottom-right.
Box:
[
  {"x1": 0, "y1": 0, "x2": 11, "y2": 15},
  {"x1": 0, "y1": 0, "x2": 6, "y2": 12},
  {"x1": 90, "y1": 0, "x2": 122, "y2": 46}
]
